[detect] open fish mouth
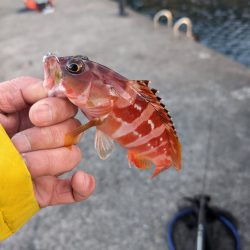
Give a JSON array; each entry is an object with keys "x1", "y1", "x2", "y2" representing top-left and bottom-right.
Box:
[{"x1": 43, "y1": 53, "x2": 65, "y2": 97}]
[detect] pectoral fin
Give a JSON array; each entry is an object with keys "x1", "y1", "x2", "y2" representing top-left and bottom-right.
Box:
[
  {"x1": 64, "y1": 118, "x2": 102, "y2": 146},
  {"x1": 95, "y1": 129, "x2": 114, "y2": 160}
]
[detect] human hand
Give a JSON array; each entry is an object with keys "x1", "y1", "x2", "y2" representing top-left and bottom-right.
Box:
[{"x1": 0, "y1": 76, "x2": 95, "y2": 208}]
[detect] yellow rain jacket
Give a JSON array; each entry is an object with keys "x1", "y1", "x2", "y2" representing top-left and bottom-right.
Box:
[{"x1": 0, "y1": 125, "x2": 40, "y2": 241}]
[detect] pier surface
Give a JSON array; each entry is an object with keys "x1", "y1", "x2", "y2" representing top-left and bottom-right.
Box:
[{"x1": 0, "y1": 0, "x2": 249, "y2": 249}]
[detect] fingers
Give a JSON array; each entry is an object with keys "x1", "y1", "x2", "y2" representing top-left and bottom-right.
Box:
[
  {"x1": 0, "y1": 107, "x2": 33, "y2": 138},
  {"x1": 34, "y1": 171, "x2": 96, "y2": 207},
  {"x1": 22, "y1": 146, "x2": 82, "y2": 178},
  {"x1": 71, "y1": 171, "x2": 96, "y2": 202},
  {"x1": 0, "y1": 112, "x2": 19, "y2": 136},
  {"x1": 29, "y1": 97, "x2": 78, "y2": 127},
  {"x1": 0, "y1": 77, "x2": 47, "y2": 113},
  {"x1": 12, "y1": 118, "x2": 81, "y2": 153},
  {"x1": 50, "y1": 171, "x2": 96, "y2": 205}
]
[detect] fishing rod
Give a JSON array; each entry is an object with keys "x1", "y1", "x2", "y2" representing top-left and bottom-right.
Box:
[
  {"x1": 196, "y1": 90, "x2": 216, "y2": 250},
  {"x1": 166, "y1": 86, "x2": 241, "y2": 250}
]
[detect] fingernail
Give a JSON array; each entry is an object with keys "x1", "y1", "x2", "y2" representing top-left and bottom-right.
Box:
[
  {"x1": 12, "y1": 133, "x2": 31, "y2": 152},
  {"x1": 33, "y1": 104, "x2": 52, "y2": 123}
]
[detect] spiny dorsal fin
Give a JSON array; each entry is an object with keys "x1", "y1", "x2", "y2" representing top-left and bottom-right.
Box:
[
  {"x1": 128, "y1": 80, "x2": 181, "y2": 171},
  {"x1": 137, "y1": 80, "x2": 150, "y2": 87},
  {"x1": 151, "y1": 88, "x2": 158, "y2": 94},
  {"x1": 130, "y1": 80, "x2": 155, "y2": 101},
  {"x1": 129, "y1": 80, "x2": 176, "y2": 133}
]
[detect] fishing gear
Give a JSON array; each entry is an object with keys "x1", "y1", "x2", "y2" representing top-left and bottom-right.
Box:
[
  {"x1": 166, "y1": 195, "x2": 241, "y2": 250},
  {"x1": 166, "y1": 88, "x2": 241, "y2": 250}
]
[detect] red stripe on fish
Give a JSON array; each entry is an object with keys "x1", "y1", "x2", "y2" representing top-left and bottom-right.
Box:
[
  {"x1": 112, "y1": 95, "x2": 148, "y2": 123},
  {"x1": 116, "y1": 109, "x2": 157, "y2": 145},
  {"x1": 111, "y1": 104, "x2": 154, "y2": 138},
  {"x1": 116, "y1": 113, "x2": 163, "y2": 149},
  {"x1": 134, "y1": 111, "x2": 162, "y2": 137},
  {"x1": 144, "y1": 141, "x2": 171, "y2": 159},
  {"x1": 128, "y1": 130, "x2": 167, "y2": 154},
  {"x1": 125, "y1": 124, "x2": 166, "y2": 148},
  {"x1": 116, "y1": 131, "x2": 139, "y2": 145},
  {"x1": 98, "y1": 114, "x2": 122, "y2": 135}
]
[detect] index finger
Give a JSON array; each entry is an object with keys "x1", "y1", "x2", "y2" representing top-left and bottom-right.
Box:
[{"x1": 0, "y1": 76, "x2": 48, "y2": 113}]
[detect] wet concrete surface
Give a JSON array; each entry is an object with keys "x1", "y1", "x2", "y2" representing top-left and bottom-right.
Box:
[{"x1": 0, "y1": 0, "x2": 249, "y2": 249}]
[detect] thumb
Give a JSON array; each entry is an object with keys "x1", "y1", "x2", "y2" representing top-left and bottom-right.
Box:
[{"x1": 0, "y1": 76, "x2": 47, "y2": 114}]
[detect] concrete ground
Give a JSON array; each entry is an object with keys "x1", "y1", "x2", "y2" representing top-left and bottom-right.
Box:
[{"x1": 0, "y1": 0, "x2": 249, "y2": 249}]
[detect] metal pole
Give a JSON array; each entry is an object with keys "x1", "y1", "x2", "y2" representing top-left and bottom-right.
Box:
[
  {"x1": 118, "y1": 0, "x2": 127, "y2": 16},
  {"x1": 196, "y1": 196, "x2": 206, "y2": 250}
]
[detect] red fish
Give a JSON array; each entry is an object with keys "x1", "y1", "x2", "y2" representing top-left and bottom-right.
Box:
[{"x1": 43, "y1": 54, "x2": 181, "y2": 177}]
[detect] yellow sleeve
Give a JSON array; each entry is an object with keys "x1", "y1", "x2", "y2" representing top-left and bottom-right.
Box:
[{"x1": 0, "y1": 125, "x2": 40, "y2": 241}]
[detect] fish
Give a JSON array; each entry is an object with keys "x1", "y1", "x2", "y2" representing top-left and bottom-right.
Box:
[{"x1": 43, "y1": 54, "x2": 181, "y2": 177}]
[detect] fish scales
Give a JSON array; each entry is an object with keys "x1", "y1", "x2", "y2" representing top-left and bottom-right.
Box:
[
  {"x1": 99, "y1": 91, "x2": 177, "y2": 176},
  {"x1": 43, "y1": 54, "x2": 181, "y2": 177}
]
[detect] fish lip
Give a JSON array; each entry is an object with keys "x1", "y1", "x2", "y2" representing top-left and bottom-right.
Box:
[
  {"x1": 43, "y1": 52, "x2": 59, "y2": 63},
  {"x1": 43, "y1": 53, "x2": 64, "y2": 96}
]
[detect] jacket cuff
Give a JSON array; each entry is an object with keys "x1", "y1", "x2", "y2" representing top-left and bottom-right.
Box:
[{"x1": 0, "y1": 125, "x2": 40, "y2": 241}]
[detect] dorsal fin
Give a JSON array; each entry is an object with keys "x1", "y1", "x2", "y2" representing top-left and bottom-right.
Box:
[
  {"x1": 127, "y1": 80, "x2": 181, "y2": 171},
  {"x1": 129, "y1": 80, "x2": 177, "y2": 134},
  {"x1": 151, "y1": 88, "x2": 158, "y2": 94},
  {"x1": 128, "y1": 80, "x2": 181, "y2": 171}
]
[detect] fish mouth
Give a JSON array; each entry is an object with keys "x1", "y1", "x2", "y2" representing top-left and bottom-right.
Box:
[{"x1": 43, "y1": 53, "x2": 64, "y2": 97}]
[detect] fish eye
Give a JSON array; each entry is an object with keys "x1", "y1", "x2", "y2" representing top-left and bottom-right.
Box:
[{"x1": 66, "y1": 60, "x2": 84, "y2": 74}]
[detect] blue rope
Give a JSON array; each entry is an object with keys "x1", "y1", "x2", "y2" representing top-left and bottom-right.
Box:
[
  {"x1": 166, "y1": 208, "x2": 241, "y2": 250},
  {"x1": 167, "y1": 208, "x2": 195, "y2": 250},
  {"x1": 218, "y1": 215, "x2": 241, "y2": 250}
]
